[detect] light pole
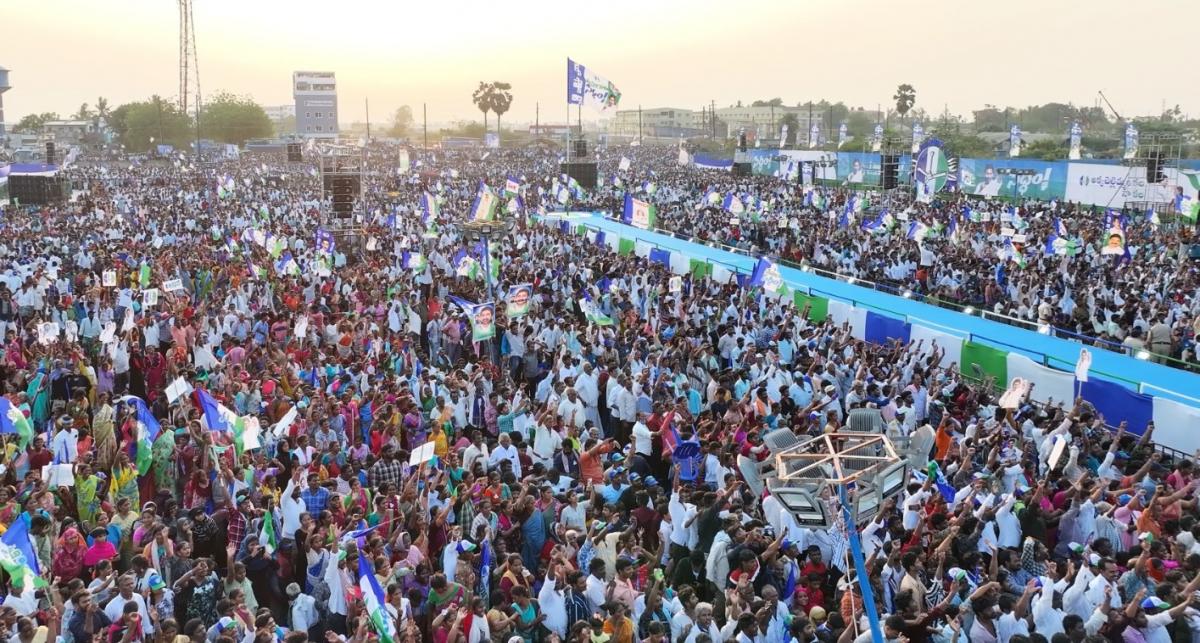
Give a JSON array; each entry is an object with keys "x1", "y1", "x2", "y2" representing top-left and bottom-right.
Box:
[{"x1": 461, "y1": 219, "x2": 515, "y2": 304}]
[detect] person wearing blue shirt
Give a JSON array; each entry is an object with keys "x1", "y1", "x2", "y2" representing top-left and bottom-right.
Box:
[
  {"x1": 777, "y1": 337, "x2": 794, "y2": 365},
  {"x1": 598, "y1": 470, "x2": 627, "y2": 505},
  {"x1": 299, "y1": 474, "x2": 330, "y2": 514},
  {"x1": 252, "y1": 318, "x2": 269, "y2": 346}
]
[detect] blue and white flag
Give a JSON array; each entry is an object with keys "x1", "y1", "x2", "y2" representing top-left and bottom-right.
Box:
[
  {"x1": 470, "y1": 182, "x2": 499, "y2": 222},
  {"x1": 420, "y1": 192, "x2": 439, "y2": 223},
  {"x1": 748, "y1": 257, "x2": 783, "y2": 294},
  {"x1": 722, "y1": 193, "x2": 745, "y2": 214},
  {"x1": 1068, "y1": 122, "x2": 1083, "y2": 160},
  {"x1": 194, "y1": 388, "x2": 233, "y2": 432},
  {"x1": 504, "y1": 176, "x2": 521, "y2": 197},
  {"x1": 861, "y1": 208, "x2": 891, "y2": 232},
  {"x1": 358, "y1": 554, "x2": 397, "y2": 643},
  {"x1": 837, "y1": 122, "x2": 848, "y2": 149},
  {"x1": 911, "y1": 122, "x2": 925, "y2": 153},
  {"x1": 1123, "y1": 122, "x2": 1139, "y2": 160},
  {"x1": 567, "y1": 58, "x2": 621, "y2": 112},
  {"x1": 1053, "y1": 217, "x2": 1068, "y2": 238},
  {"x1": 1008, "y1": 124, "x2": 1022, "y2": 157},
  {"x1": 808, "y1": 123, "x2": 820, "y2": 149},
  {"x1": 906, "y1": 220, "x2": 929, "y2": 241}
]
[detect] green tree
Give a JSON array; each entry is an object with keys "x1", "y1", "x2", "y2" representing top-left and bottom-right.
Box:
[
  {"x1": 845, "y1": 109, "x2": 874, "y2": 137},
  {"x1": 199, "y1": 92, "x2": 272, "y2": 145},
  {"x1": 893, "y1": 84, "x2": 916, "y2": 119},
  {"x1": 387, "y1": 105, "x2": 414, "y2": 138},
  {"x1": 1021, "y1": 138, "x2": 1067, "y2": 161},
  {"x1": 751, "y1": 98, "x2": 783, "y2": 107},
  {"x1": 11, "y1": 112, "x2": 60, "y2": 133},
  {"x1": 931, "y1": 130, "x2": 992, "y2": 157},
  {"x1": 472, "y1": 82, "x2": 492, "y2": 131},
  {"x1": 972, "y1": 105, "x2": 1006, "y2": 132},
  {"x1": 94, "y1": 97, "x2": 111, "y2": 122},
  {"x1": 487, "y1": 82, "x2": 513, "y2": 142},
  {"x1": 108, "y1": 96, "x2": 191, "y2": 152},
  {"x1": 73, "y1": 103, "x2": 93, "y2": 121}
]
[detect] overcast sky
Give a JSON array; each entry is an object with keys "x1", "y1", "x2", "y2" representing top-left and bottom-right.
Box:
[{"x1": 6, "y1": 0, "x2": 1198, "y2": 126}]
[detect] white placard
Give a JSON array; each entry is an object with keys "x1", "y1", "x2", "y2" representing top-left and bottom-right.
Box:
[
  {"x1": 42, "y1": 464, "x2": 75, "y2": 487},
  {"x1": 241, "y1": 417, "x2": 262, "y2": 450},
  {"x1": 64, "y1": 320, "x2": 79, "y2": 343},
  {"x1": 162, "y1": 278, "x2": 184, "y2": 292},
  {"x1": 1075, "y1": 348, "x2": 1092, "y2": 382},
  {"x1": 409, "y1": 441, "x2": 437, "y2": 466},
  {"x1": 366, "y1": 237, "x2": 378, "y2": 251},
  {"x1": 1048, "y1": 435, "x2": 1068, "y2": 470},
  {"x1": 99, "y1": 322, "x2": 117, "y2": 344},
  {"x1": 1011, "y1": 234, "x2": 1027, "y2": 244},
  {"x1": 669, "y1": 276, "x2": 682, "y2": 293},
  {"x1": 102, "y1": 270, "x2": 117, "y2": 287},
  {"x1": 294, "y1": 315, "x2": 309, "y2": 340},
  {"x1": 121, "y1": 308, "x2": 135, "y2": 332},
  {"x1": 998, "y1": 377, "x2": 1029, "y2": 409},
  {"x1": 143, "y1": 289, "x2": 159, "y2": 307},
  {"x1": 1001, "y1": 227, "x2": 1015, "y2": 237},
  {"x1": 37, "y1": 322, "x2": 60, "y2": 345},
  {"x1": 165, "y1": 377, "x2": 192, "y2": 404},
  {"x1": 272, "y1": 407, "x2": 298, "y2": 437}
]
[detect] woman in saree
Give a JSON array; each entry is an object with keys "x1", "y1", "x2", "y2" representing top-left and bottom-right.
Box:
[
  {"x1": 52, "y1": 527, "x2": 87, "y2": 580},
  {"x1": 92, "y1": 393, "x2": 117, "y2": 469},
  {"x1": 0, "y1": 486, "x2": 20, "y2": 527},
  {"x1": 74, "y1": 461, "x2": 103, "y2": 527},
  {"x1": 109, "y1": 451, "x2": 140, "y2": 508},
  {"x1": 344, "y1": 476, "x2": 372, "y2": 516}
]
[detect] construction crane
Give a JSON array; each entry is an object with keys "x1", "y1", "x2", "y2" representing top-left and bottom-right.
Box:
[
  {"x1": 179, "y1": 0, "x2": 199, "y2": 115},
  {"x1": 1097, "y1": 90, "x2": 1123, "y2": 123}
]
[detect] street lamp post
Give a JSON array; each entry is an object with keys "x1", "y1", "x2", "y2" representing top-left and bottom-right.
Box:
[
  {"x1": 461, "y1": 219, "x2": 515, "y2": 305},
  {"x1": 461, "y1": 218, "x2": 515, "y2": 366}
]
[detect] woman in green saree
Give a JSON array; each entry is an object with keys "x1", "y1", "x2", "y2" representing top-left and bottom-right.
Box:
[
  {"x1": 74, "y1": 461, "x2": 103, "y2": 527},
  {"x1": 109, "y1": 451, "x2": 140, "y2": 509}
]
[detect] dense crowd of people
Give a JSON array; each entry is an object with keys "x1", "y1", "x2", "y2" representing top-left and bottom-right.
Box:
[
  {"x1": 0, "y1": 141, "x2": 1195, "y2": 643},
  {"x1": 584, "y1": 147, "x2": 1200, "y2": 368}
]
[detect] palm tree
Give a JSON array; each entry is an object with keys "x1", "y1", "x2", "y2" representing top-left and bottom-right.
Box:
[
  {"x1": 472, "y1": 82, "x2": 493, "y2": 132},
  {"x1": 95, "y1": 97, "x2": 111, "y2": 122},
  {"x1": 73, "y1": 103, "x2": 93, "y2": 121},
  {"x1": 893, "y1": 84, "x2": 916, "y2": 119},
  {"x1": 488, "y1": 82, "x2": 513, "y2": 144}
]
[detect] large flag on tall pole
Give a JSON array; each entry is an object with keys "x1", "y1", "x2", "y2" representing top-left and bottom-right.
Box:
[{"x1": 567, "y1": 59, "x2": 622, "y2": 112}]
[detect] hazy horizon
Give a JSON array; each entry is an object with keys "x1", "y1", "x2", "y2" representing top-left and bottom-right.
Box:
[{"x1": 6, "y1": 0, "x2": 1199, "y2": 127}]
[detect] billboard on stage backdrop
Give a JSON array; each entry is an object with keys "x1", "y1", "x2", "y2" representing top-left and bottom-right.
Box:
[
  {"x1": 958, "y1": 158, "x2": 1066, "y2": 201},
  {"x1": 837, "y1": 152, "x2": 911, "y2": 186},
  {"x1": 1063, "y1": 163, "x2": 1198, "y2": 208},
  {"x1": 776, "y1": 150, "x2": 838, "y2": 181},
  {"x1": 748, "y1": 149, "x2": 779, "y2": 177}
]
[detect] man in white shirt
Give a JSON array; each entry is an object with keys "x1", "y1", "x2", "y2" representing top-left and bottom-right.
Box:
[
  {"x1": 488, "y1": 432, "x2": 521, "y2": 479},
  {"x1": 632, "y1": 412, "x2": 658, "y2": 457},
  {"x1": 461, "y1": 431, "x2": 489, "y2": 474},
  {"x1": 103, "y1": 575, "x2": 153, "y2": 636},
  {"x1": 538, "y1": 569, "x2": 568, "y2": 638}
]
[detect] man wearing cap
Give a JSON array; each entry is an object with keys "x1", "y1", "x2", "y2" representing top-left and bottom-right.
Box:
[{"x1": 1123, "y1": 574, "x2": 1200, "y2": 643}]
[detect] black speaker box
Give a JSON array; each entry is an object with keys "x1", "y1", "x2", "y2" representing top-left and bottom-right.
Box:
[
  {"x1": 732, "y1": 162, "x2": 752, "y2": 176},
  {"x1": 881, "y1": 153, "x2": 900, "y2": 189},
  {"x1": 8, "y1": 175, "x2": 69, "y2": 205},
  {"x1": 560, "y1": 161, "x2": 598, "y2": 189}
]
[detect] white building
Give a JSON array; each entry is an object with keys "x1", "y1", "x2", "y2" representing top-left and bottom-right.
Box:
[{"x1": 293, "y1": 71, "x2": 338, "y2": 139}]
